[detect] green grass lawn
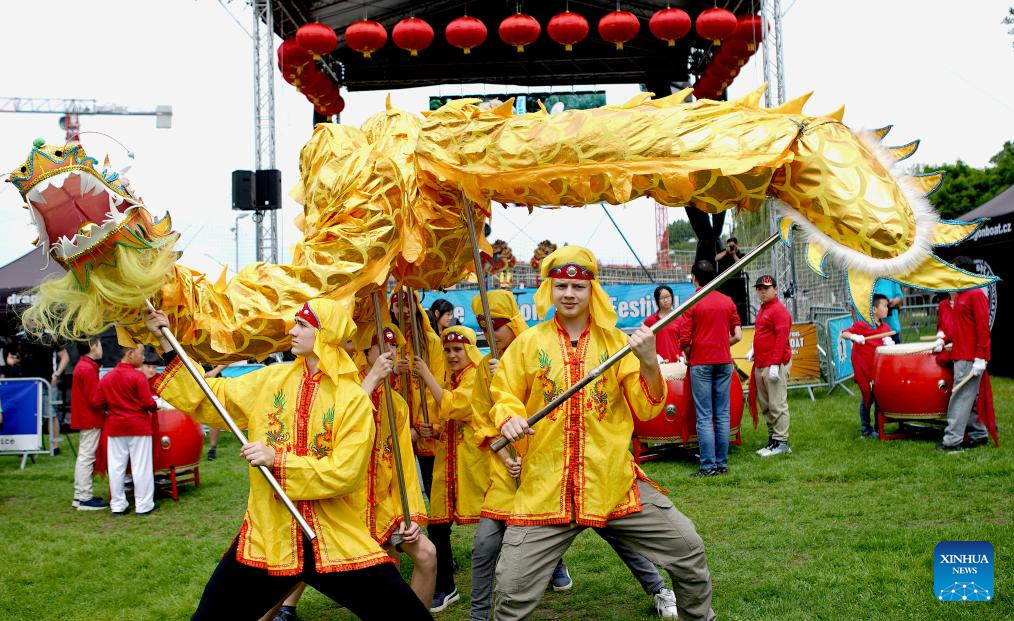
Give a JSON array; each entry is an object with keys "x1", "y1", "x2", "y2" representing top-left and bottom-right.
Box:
[{"x1": 2, "y1": 380, "x2": 1012, "y2": 620}]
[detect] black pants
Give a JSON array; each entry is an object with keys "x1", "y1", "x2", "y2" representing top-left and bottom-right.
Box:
[
  {"x1": 417, "y1": 454, "x2": 435, "y2": 498},
  {"x1": 191, "y1": 537, "x2": 432, "y2": 620},
  {"x1": 427, "y1": 522, "x2": 456, "y2": 593}
]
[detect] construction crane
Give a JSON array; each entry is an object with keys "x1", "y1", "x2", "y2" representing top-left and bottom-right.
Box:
[{"x1": 0, "y1": 97, "x2": 172, "y2": 141}]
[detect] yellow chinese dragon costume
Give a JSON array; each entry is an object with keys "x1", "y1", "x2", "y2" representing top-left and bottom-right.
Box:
[{"x1": 8, "y1": 85, "x2": 995, "y2": 358}]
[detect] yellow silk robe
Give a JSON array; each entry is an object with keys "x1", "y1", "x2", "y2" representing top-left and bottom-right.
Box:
[
  {"x1": 430, "y1": 363, "x2": 487, "y2": 524},
  {"x1": 361, "y1": 376, "x2": 428, "y2": 543},
  {"x1": 471, "y1": 354, "x2": 526, "y2": 521},
  {"x1": 393, "y1": 329, "x2": 446, "y2": 457},
  {"x1": 153, "y1": 357, "x2": 390, "y2": 575},
  {"x1": 490, "y1": 318, "x2": 667, "y2": 527}
]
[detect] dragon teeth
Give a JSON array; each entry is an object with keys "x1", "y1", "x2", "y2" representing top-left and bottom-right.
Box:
[{"x1": 26, "y1": 185, "x2": 47, "y2": 206}]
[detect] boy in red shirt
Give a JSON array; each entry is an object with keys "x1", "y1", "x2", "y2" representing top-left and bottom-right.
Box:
[
  {"x1": 71, "y1": 337, "x2": 107, "y2": 510},
  {"x1": 841, "y1": 294, "x2": 893, "y2": 439},
  {"x1": 100, "y1": 344, "x2": 158, "y2": 515},
  {"x1": 938, "y1": 256, "x2": 992, "y2": 452},
  {"x1": 678, "y1": 260, "x2": 742, "y2": 477},
  {"x1": 749, "y1": 275, "x2": 793, "y2": 457}
]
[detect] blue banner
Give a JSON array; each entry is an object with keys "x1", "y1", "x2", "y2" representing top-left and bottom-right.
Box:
[
  {"x1": 826, "y1": 314, "x2": 855, "y2": 383},
  {"x1": 423, "y1": 282, "x2": 696, "y2": 333},
  {"x1": 0, "y1": 379, "x2": 44, "y2": 453}
]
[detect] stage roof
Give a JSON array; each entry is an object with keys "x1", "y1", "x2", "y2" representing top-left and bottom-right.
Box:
[
  {"x1": 272, "y1": 1, "x2": 757, "y2": 93},
  {"x1": 962, "y1": 184, "x2": 1014, "y2": 220}
]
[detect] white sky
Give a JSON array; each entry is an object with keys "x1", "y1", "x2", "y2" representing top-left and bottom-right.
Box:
[{"x1": 1, "y1": 0, "x2": 1011, "y2": 277}]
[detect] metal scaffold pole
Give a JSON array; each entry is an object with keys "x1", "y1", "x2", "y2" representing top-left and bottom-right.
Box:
[{"x1": 252, "y1": 0, "x2": 278, "y2": 264}]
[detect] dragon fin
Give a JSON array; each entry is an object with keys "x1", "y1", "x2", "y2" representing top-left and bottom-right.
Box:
[
  {"x1": 908, "y1": 171, "x2": 945, "y2": 197},
  {"x1": 733, "y1": 83, "x2": 767, "y2": 109},
  {"x1": 931, "y1": 220, "x2": 982, "y2": 247},
  {"x1": 846, "y1": 268, "x2": 877, "y2": 325},
  {"x1": 824, "y1": 105, "x2": 845, "y2": 122},
  {"x1": 771, "y1": 92, "x2": 812, "y2": 114},
  {"x1": 870, "y1": 125, "x2": 893, "y2": 141},
  {"x1": 779, "y1": 217, "x2": 794, "y2": 245},
  {"x1": 806, "y1": 241, "x2": 829, "y2": 278},
  {"x1": 885, "y1": 140, "x2": 920, "y2": 163}
]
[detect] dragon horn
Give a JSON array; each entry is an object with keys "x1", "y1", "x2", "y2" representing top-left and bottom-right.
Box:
[{"x1": 770, "y1": 92, "x2": 812, "y2": 114}]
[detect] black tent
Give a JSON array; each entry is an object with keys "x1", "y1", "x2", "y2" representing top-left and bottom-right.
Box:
[
  {"x1": 0, "y1": 247, "x2": 63, "y2": 334},
  {"x1": 936, "y1": 184, "x2": 1014, "y2": 377}
]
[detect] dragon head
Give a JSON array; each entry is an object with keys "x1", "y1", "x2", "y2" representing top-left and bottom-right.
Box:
[{"x1": 8, "y1": 139, "x2": 177, "y2": 289}]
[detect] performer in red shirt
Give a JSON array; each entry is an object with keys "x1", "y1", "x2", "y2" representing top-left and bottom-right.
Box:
[
  {"x1": 678, "y1": 260, "x2": 742, "y2": 476},
  {"x1": 70, "y1": 338, "x2": 108, "y2": 510},
  {"x1": 100, "y1": 344, "x2": 157, "y2": 515},
  {"x1": 841, "y1": 294, "x2": 893, "y2": 439},
  {"x1": 939, "y1": 256, "x2": 996, "y2": 452},
  {"x1": 748, "y1": 275, "x2": 793, "y2": 457},
  {"x1": 644, "y1": 285, "x2": 684, "y2": 363}
]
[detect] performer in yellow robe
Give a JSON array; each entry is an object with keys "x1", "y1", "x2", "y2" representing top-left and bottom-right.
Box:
[
  {"x1": 491, "y1": 247, "x2": 716, "y2": 621},
  {"x1": 389, "y1": 289, "x2": 445, "y2": 497},
  {"x1": 469, "y1": 290, "x2": 683, "y2": 620},
  {"x1": 412, "y1": 325, "x2": 486, "y2": 612},
  {"x1": 143, "y1": 298, "x2": 431, "y2": 620}
]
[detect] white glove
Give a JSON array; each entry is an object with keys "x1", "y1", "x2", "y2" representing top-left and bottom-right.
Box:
[
  {"x1": 882, "y1": 336, "x2": 895, "y2": 346},
  {"x1": 936, "y1": 331, "x2": 945, "y2": 339},
  {"x1": 932, "y1": 338, "x2": 945, "y2": 353},
  {"x1": 972, "y1": 358, "x2": 986, "y2": 376},
  {"x1": 745, "y1": 348, "x2": 754, "y2": 362},
  {"x1": 767, "y1": 365, "x2": 779, "y2": 381},
  {"x1": 847, "y1": 333, "x2": 865, "y2": 345}
]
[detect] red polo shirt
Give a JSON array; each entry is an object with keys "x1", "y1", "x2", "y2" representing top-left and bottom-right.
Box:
[
  {"x1": 678, "y1": 290, "x2": 741, "y2": 365},
  {"x1": 753, "y1": 298, "x2": 792, "y2": 367},
  {"x1": 950, "y1": 289, "x2": 990, "y2": 362},
  {"x1": 70, "y1": 356, "x2": 104, "y2": 430},
  {"x1": 644, "y1": 311, "x2": 685, "y2": 363},
  {"x1": 100, "y1": 363, "x2": 157, "y2": 437}
]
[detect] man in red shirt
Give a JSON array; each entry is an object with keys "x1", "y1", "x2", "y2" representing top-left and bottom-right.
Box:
[
  {"x1": 749, "y1": 275, "x2": 793, "y2": 457},
  {"x1": 71, "y1": 338, "x2": 108, "y2": 510},
  {"x1": 100, "y1": 344, "x2": 158, "y2": 515},
  {"x1": 938, "y1": 256, "x2": 991, "y2": 452},
  {"x1": 678, "y1": 260, "x2": 742, "y2": 477},
  {"x1": 841, "y1": 294, "x2": 894, "y2": 439}
]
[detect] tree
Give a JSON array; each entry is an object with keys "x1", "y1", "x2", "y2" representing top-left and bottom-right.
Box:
[
  {"x1": 912, "y1": 141, "x2": 1014, "y2": 219},
  {"x1": 666, "y1": 219, "x2": 696, "y2": 248}
]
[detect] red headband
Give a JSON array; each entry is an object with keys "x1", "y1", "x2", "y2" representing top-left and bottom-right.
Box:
[
  {"x1": 547, "y1": 262, "x2": 595, "y2": 280},
  {"x1": 443, "y1": 331, "x2": 471, "y2": 344},
  {"x1": 477, "y1": 314, "x2": 510, "y2": 331},
  {"x1": 295, "y1": 302, "x2": 321, "y2": 330},
  {"x1": 371, "y1": 327, "x2": 398, "y2": 347}
]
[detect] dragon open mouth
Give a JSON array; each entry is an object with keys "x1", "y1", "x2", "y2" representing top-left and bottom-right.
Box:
[{"x1": 24, "y1": 169, "x2": 138, "y2": 257}]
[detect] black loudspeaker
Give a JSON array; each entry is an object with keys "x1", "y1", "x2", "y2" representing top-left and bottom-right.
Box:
[
  {"x1": 255, "y1": 169, "x2": 282, "y2": 210},
  {"x1": 232, "y1": 170, "x2": 255, "y2": 211}
]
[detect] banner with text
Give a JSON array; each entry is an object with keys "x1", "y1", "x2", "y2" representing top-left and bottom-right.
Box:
[
  {"x1": 0, "y1": 379, "x2": 44, "y2": 454},
  {"x1": 825, "y1": 315, "x2": 856, "y2": 384},
  {"x1": 731, "y1": 322, "x2": 823, "y2": 385},
  {"x1": 425, "y1": 283, "x2": 696, "y2": 333}
]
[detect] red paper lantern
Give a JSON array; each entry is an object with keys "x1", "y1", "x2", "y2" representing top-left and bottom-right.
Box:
[
  {"x1": 648, "y1": 8, "x2": 691, "y2": 47},
  {"x1": 392, "y1": 17, "x2": 434, "y2": 56},
  {"x1": 547, "y1": 11, "x2": 589, "y2": 51},
  {"x1": 345, "y1": 20, "x2": 387, "y2": 58},
  {"x1": 277, "y1": 38, "x2": 313, "y2": 85},
  {"x1": 299, "y1": 70, "x2": 332, "y2": 98},
  {"x1": 712, "y1": 51, "x2": 742, "y2": 72},
  {"x1": 445, "y1": 16, "x2": 487, "y2": 54},
  {"x1": 732, "y1": 14, "x2": 765, "y2": 51},
  {"x1": 695, "y1": 7, "x2": 737, "y2": 45},
  {"x1": 598, "y1": 10, "x2": 640, "y2": 50},
  {"x1": 316, "y1": 93, "x2": 345, "y2": 117},
  {"x1": 295, "y1": 23, "x2": 337, "y2": 59},
  {"x1": 499, "y1": 13, "x2": 540, "y2": 53},
  {"x1": 722, "y1": 39, "x2": 753, "y2": 60}
]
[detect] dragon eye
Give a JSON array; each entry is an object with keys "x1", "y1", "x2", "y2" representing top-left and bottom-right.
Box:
[
  {"x1": 20, "y1": 166, "x2": 26, "y2": 173},
  {"x1": 54, "y1": 150, "x2": 63, "y2": 157}
]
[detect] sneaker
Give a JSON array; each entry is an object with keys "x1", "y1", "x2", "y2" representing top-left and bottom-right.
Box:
[
  {"x1": 52, "y1": 446, "x2": 61, "y2": 456},
  {"x1": 207, "y1": 446, "x2": 217, "y2": 461},
  {"x1": 964, "y1": 437, "x2": 989, "y2": 449},
  {"x1": 755, "y1": 440, "x2": 776, "y2": 457},
  {"x1": 765, "y1": 442, "x2": 792, "y2": 457},
  {"x1": 653, "y1": 587, "x2": 679, "y2": 619},
  {"x1": 430, "y1": 589, "x2": 460, "y2": 612},
  {"x1": 935, "y1": 443, "x2": 964, "y2": 454},
  {"x1": 77, "y1": 497, "x2": 109, "y2": 511},
  {"x1": 136, "y1": 504, "x2": 159, "y2": 517},
  {"x1": 715, "y1": 466, "x2": 728, "y2": 474},
  {"x1": 689, "y1": 469, "x2": 717, "y2": 478},
  {"x1": 860, "y1": 431, "x2": 879, "y2": 440},
  {"x1": 111, "y1": 509, "x2": 130, "y2": 517},
  {"x1": 550, "y1": 561, "x2": 573, "y2": 591},
  {"x1": 273, "y1": 605, "x2": 299, "y2": 621}
]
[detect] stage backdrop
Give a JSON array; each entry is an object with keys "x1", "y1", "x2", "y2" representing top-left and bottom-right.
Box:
[
  {"x1": 731, "y1": 322, "x2": 823, "y2": 387},
  {"x1": 425, "y1": 283, "x2": 695, "y2": 333}
]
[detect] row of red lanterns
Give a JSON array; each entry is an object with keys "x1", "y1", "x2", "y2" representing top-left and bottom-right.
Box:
[
  {"x1": 286, "y1": 8, "x2": 763, "y2": 61},
  {"x1": 692, "y1": 14, "x2": 765, "y2": 101}
]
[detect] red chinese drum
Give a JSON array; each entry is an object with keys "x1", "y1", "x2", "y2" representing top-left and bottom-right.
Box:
[
  {"x1": 634, "y1": 363, "x2": 744, "y2": 445},
  {"x1": 872, "y1": 343, "x2": 953, "y2": 419},
  {"x1": 151, "y1": 409, "x2": 204, "y2": 473}
]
